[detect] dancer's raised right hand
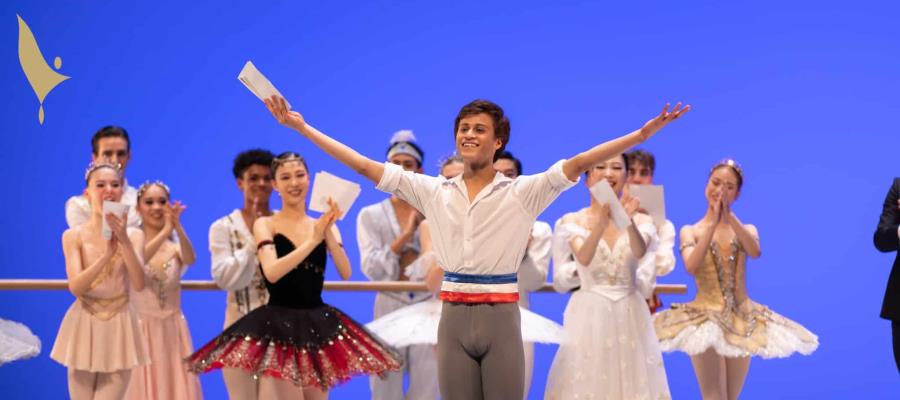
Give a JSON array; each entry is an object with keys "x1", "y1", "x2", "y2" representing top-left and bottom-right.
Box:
[{"x1": 264, "y1": 95, "x2": 306, "y2": 133}]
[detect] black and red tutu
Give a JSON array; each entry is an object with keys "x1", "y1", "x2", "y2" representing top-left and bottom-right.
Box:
[
  {"x1": 187, "y1": 303, "x2": 402, "y2": 389},
  {"x1": 187, "y1": 237, "x2": 402, "y2": 389}
]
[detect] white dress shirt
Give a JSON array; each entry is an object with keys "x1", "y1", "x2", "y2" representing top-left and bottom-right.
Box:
[
  {"x1": 65, "y1": 180, "x2": 140, "y2": 228},
  {"x1": 377, "y1": 160, "x2": 577, "y2": 277}
]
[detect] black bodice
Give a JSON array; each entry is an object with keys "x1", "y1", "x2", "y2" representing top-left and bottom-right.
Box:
[{"x1": 263, "y1": 233, "x2": 328, "y2": 308}]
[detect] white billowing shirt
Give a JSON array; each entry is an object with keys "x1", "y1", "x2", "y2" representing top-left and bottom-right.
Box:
[
  {"x1": 518, "y1": 220, "x2": 552, "y2": 308},
  {"x1": 376, "y1": 159, "x2": 578, "y2": 277}
]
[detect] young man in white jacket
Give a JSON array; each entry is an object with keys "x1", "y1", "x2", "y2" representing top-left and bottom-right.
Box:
[{"x1": 208, "y1": 149, "x2": 275, "y2": 400}]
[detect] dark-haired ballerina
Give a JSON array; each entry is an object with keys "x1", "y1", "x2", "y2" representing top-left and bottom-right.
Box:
[
  {"x1": 654, "y1": 160, "x2": 818, "y2": 400},
  {"x1": 188, "y1": 152, "x2": 402, "y2": 400}
]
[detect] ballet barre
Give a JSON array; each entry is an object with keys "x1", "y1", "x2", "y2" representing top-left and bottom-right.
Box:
[{"x1": 0, "y1": 279, "x2": 687, "y2": 294}]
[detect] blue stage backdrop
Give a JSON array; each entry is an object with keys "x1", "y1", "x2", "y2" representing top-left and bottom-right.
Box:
[{"x1": 1, "y1": 1, "x2": 898, "y2": 398}]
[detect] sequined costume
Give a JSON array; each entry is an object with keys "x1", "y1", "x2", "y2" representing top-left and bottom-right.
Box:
[
  {"x1": 187, "y1": 235, "x2": 403, "y2": 389},
  {"x1": 653, "y1": 238, "x2": 818, "y2": 358}
]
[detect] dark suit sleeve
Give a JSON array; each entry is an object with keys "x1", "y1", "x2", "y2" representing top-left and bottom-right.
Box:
[{"x1": 874, "y1": 178, "x2": 900, "y2": 253}]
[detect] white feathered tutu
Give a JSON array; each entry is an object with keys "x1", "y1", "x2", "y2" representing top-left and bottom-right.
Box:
[
  {"x1": 0, "y1": 318, "x2": 41, "y2": 366},
  {"x1": 366, "y1": 299, "x2": 564, "y2": 347}
]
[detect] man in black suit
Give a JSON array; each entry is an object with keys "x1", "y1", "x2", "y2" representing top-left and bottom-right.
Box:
[{"x1": 874, "y1": 178, "x2": 900, "y2": 373}]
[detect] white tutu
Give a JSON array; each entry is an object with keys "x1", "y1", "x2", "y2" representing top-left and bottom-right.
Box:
[
  {"x1": 0, "y1": 318, "x2": 41, "y2": 366},
  {"x1": 366, "y1": 299, "x2": 564, "y2": 347},
  {"x1": 544, "y1": 291, "x2": 670, "y2": 400},
  {"x1": 655, "y1": 310, "x2": 819, "y2": 359}
]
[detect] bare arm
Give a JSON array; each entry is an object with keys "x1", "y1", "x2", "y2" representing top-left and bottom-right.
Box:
[
  {"x1": 623, "y1": 196, "x2": 648, "y2": 258},
  {"x1": 170, "y1": 202, "x2": 197, "y2": 266},
  {"x1": 63, "y1": 229, "x2": 112, "y2": 297},
  {"x1": 731, "y1": 219, "x2": 761, "y2": 259},
  {"x1": 143, "y1": 224, "x2": 173, "y2": 262},
  {"x1": 626, "y1": 214, "x2": 653, "y2": 259},
  {"x1": 265, "y1": 96, "x2": 384, "y2": 183},
  {"x1": 573, "y1": 227, "x2": 603, "y2": 267},
  {"x1": 255, "y1": 201, "x2": 343, "y2": 283},
  {"x1": 572, "y1": 205, "x2": 610, "y2": 266},
  {"x1": 254, "y1": 218, "x2": 326, "y2": 284},
  {"x1": 110, "y1": 214, "x2": 145, "y2": 290},
  {"x1": 682, "y1": 224, "x2": 715, "y2": 275},
  {"x1": 562, "y1": 103, "x2": 690, "y2": 181},
  {"x1": 325, "y1": 224, "x2": 352, "y2": 280}
]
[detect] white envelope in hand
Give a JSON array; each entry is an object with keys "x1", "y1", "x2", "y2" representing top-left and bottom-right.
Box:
[
  {"x1": 238, "y1": 61, "x2": 292, "y2": 109},
  {"x1": 101, "y1": 201, "x2": 130, "y2": 240},
  {"x1": 588, "y1": 180, "x2": 631, "y2": 229},
  {"x1": 628, "y1": 184, "x2": 666, "y2": 226},
  {"x1": 309, "y1": 171, "x2": 361, "y2": 220}
]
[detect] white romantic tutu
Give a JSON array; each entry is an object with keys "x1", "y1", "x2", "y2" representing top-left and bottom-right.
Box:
[
  {"x1": 544, "y1": 290, "x2": 671, "y2": 400},
  {"x1": 0, "y1": 318, "x2": 41, "y2": 366},
  {"x1": 365, "y1": 299, "x2": 564, "y2": 347}
]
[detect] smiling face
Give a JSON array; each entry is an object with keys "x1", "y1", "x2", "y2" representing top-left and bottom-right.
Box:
[
  {"x1": 237, "y1": 164, "x2": 274, "y2": 205},
  {"x1": 85, "y1": 167, "x2": 124, "y2": 214},
  {"x1": 137, "y1": 185, "x2": 169, "y2": 230},
  {"x1": 706, "y1": 166, "x2": 742, "y2": 206},
  {"x1": 273, "y1": 160, "x2": 310, "y2": 207},
  {"x1": 455, "y1": 113, "x2": 502, "y2": 167},
  {"x1": 586, "y1": 154, "x2": 628, "y2": 195}
]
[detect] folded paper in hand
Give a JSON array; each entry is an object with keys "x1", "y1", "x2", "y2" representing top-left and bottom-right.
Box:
[
  {"x1": 588, "y1": 180, "x2": 631, "y2": 229},
  {"x1": 101, "y1": 201, "x2": 130, "y2": 240},
  {"x1": 238, "y1": 61, "x2": 291, "y2": 109},
  {"x1": 309, "y1": 171, "x2": 361, "y2": 220},
  {"x1": 627, "y1": 184, "x2": 666, "y2": 226}
]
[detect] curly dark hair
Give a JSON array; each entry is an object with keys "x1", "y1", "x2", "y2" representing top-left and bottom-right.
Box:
[{"x1": 232, "y1": 149, "x2": 275, "y2": 178}]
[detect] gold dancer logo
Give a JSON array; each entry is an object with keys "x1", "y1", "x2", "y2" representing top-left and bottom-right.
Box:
[{"x1": 17, "y1": 14, "x2": 70, "y2": 125}]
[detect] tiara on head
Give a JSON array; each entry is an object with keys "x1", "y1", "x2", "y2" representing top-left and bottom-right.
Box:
[
  {"x1": 272, "y1": 152, "x2": 305, "y2": 169},
  {"x1": 137, "y1": 180, "x2": 171, "y2": 200},
  {"x1": 711, "y1": 158, "x2": 744, "y2": 179},
  {"x1": 84, "y1": 161, "x2": 122, "y2": 183}
]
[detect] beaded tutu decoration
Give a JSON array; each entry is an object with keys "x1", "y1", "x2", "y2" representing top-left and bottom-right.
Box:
[
  {"x1": 187, "y1": 235, "x2": 402, "y2": 389},
  {"x1": 653, "y1": 238, "x2": 818, "y2": 358}
]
